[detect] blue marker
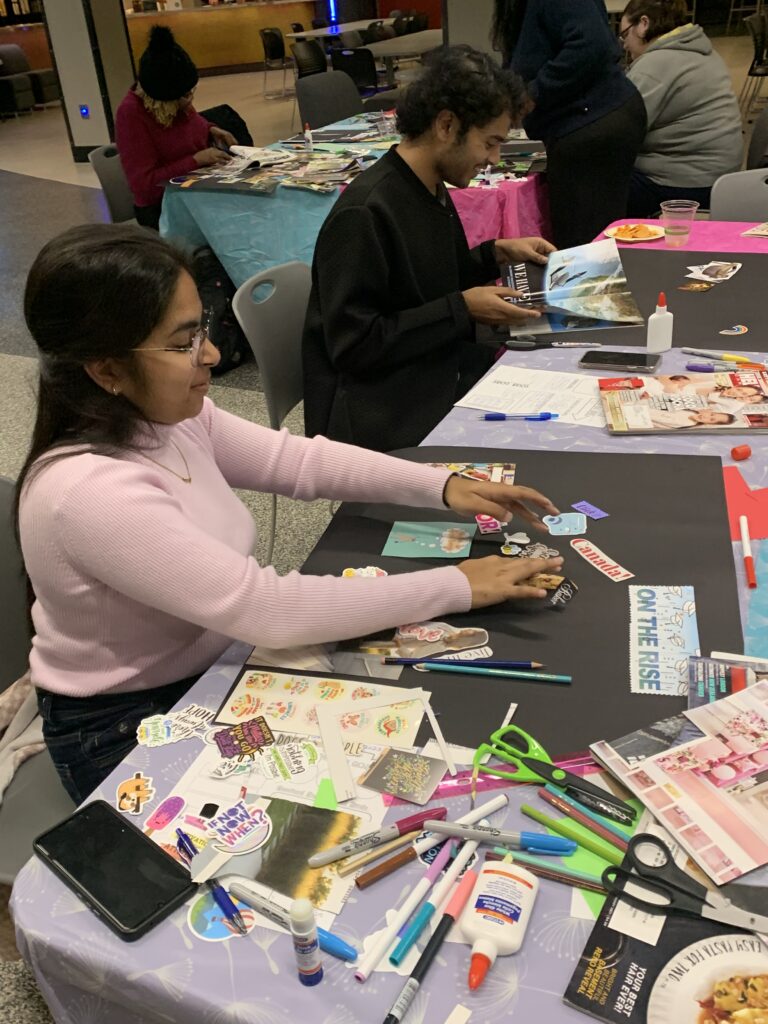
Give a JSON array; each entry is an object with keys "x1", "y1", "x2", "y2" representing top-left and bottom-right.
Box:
[
  {"x1": 480, "y1": 412, "x2": 559, "y2": 421},
  {"x1": 228, "y1": 878, "x2": 358, "y2": 962}
]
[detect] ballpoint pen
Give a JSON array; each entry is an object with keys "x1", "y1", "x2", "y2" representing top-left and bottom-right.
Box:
[
  {"x1": 480, "y1": 412, "x2": 559, "y2": 421},
  {"x1": 228, "y1": 877, "x2": 358, "y2": 961},
  {"x1": 422, "y1": 819, "x2": 577, "y2": 855},
  {"x1": 176, "y1": 828, "x2": 248, "y2": 936}
]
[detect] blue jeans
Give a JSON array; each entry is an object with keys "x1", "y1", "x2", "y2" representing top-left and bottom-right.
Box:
[
  {"x1": 36, "y1": 676, "x2": 198, "y2": 804},
  {"x1": 627, "y1": 169, "x2": 712, "y2": 219}
]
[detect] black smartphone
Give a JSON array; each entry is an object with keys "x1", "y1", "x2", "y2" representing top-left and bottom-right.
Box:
[
  {"x1": 578, "y1": 350, "x2": 661, "y2": 373},
  {"x1": 33, "y1": 800, "x2": 197, "y2": 941}
]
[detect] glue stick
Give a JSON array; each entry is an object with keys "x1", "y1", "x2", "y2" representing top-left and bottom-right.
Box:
[
  {"x1": 303, "y1": 122, "x2": 313, "y2": 152},
  {"x1": 289, "y1": 898, "x2": 323, "y2": 986},
  {"x1": 646, "y1": 291, "x2": 673, "y2": 353},
  {"x1": 459, "y1": 859, "x2": 538, "y2": 990}
]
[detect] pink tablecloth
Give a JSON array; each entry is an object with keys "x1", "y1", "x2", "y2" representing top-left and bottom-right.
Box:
[
  {"x1": 452, "y1": 174, "x2": 552, "y2": 247},
  {"x1": 600, "y1": 218, "x2": 768, "y2": 253}
]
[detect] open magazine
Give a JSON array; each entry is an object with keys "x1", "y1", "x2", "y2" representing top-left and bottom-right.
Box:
[
  {"x1": 502, "y1": 237, "x2": 643, "y2": 338},
  {"x1": 598, "y1": 369, "x2": 768, "y2": 434}
]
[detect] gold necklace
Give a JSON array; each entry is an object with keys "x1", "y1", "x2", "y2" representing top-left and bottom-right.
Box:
[{"x1": 141, "y1": 440, "x2": 192, "y2": 483}]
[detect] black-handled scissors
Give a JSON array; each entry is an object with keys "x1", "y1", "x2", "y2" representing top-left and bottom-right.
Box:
[{"x1": 602, "y1": 833, "x2": 768, "y2": 933}]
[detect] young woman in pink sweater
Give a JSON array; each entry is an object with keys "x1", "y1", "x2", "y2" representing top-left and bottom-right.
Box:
[{"x1": 16, "y1": 225, "x2": 562, "y2": 803}]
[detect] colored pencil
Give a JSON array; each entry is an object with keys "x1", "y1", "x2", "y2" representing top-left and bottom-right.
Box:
[
  {"x1": 520, "y1": 804, "x2": 623, "y2": 865},
  {"x1": 485, "y1": 850, "x2": 607, "y2": 894},
  {"x1": 538, "y1": 788, "x2": 629, "y2": 852},
  {"x1": 383, "y1": 658, "x2": 544, "y2": 669},
  {"x1": 415, "y1": 663, "x2": 571, "y2": 684},
  {"x1": 543, "y1": 784, "x2": 632, "y2": 844}
]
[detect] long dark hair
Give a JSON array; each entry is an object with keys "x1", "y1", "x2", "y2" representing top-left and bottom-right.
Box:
[
  {"x1": 15, "y1": 224, "x2": 192, "y2": 520},
  {"x1": 491, "y1": 0, "x2": 529, "y2": 65}
]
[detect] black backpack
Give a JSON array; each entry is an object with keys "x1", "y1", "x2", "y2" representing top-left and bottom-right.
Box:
[{"x1": 191, "y1": 247, "x2": 251, "y2": 376}]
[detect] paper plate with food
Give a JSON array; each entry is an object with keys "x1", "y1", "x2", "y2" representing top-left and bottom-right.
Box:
[{"x1": 605, "y1": 223, "x2": 665, "y2": 243}]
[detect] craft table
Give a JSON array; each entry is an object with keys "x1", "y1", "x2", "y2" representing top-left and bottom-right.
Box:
[
  {"x1": 160, "y1": 127, "x2": 550, "y2": 288},
  {"x1": 601, "y1": 218, "x2": 768, "y2": 255},
  {"x1": 424, "y1": 345, "x2": 768, "y2": 657},
  {"x1": 286, "y1": 17, "x2": 396, "y2": 38},
  {"x1": 364, "y1": 29, "x2": 444, "y2": 86}
]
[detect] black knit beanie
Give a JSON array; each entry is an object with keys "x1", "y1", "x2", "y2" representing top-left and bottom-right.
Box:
[{"x1": 138, "y1": 25, "x2": 198, "y2": 102}]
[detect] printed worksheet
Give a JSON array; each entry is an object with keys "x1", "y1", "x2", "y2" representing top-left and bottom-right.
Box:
[{"x1": 454, "y1": 365, "x2": 606, "y2": 427}]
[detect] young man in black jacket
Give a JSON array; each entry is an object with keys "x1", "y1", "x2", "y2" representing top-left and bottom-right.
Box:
[{"x1": 302, "y1": 45, "x2": 554, "y2": 454}]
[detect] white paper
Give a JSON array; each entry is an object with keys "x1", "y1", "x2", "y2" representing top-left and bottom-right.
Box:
[{"x1": 454, "y1": 365, "x2": 606, "y2": 427}]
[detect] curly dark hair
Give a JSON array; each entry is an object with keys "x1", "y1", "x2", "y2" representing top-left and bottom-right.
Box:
[{"x1": 395, "y1": 44, "x2": 527, "y2": 141}]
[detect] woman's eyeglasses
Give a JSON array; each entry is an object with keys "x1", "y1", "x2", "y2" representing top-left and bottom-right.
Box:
[
  {"x1": 618, "y1": 24, "x2": 634, "y2": 40},
  {"x1": 131, "y1": 316, "x2": 212, "y2": 367}
]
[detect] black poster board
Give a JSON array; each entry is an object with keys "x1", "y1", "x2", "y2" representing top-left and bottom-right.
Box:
[
  {"x1": 538, "y1": 248, "x2": 766, "y2": 350},
  {"x1": 301, "y1": 447, "x2": 743, "y2": 758}
]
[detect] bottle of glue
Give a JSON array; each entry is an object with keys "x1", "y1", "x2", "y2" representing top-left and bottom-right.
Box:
[
  {"x1": 459, "y1": 856, "x2": 538, "y2": 990},
  {"x1": 646, "y1": 291, "x2": 673, "y2": 353},
  {"x1": 303, "y1": 122, "x2": 313, "y2": 152}
]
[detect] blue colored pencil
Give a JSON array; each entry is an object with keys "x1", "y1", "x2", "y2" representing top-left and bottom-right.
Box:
[
  {"x1": 415, "y1": 662, "x2": 571, "y2": 684},
  {"x1": 383, "y1": 657, "x2": 544, "y2": 669}
]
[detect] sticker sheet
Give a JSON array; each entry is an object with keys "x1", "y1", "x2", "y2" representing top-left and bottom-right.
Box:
[
  {"x1": 629, "y1": 585, "x2": 700, "y2": 695},
  {"x1": 358, "y1": 748, "x2": 447, "y2": 805},
  {"x1": 382, "y1": 521, "x2": 477, "y2": 558},
  {"x1": 214, "y1": 666, "x2": 426, "y2": 747}
]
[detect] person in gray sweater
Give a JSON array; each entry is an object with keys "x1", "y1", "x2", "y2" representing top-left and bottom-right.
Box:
[{"x1": 620, "y1": 0, "x2": 743, "y2": 217}]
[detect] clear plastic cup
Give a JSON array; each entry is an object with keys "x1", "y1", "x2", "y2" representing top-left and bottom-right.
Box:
[{"x1": 659, "y1": 199, "x2": 699, "y2": 248}]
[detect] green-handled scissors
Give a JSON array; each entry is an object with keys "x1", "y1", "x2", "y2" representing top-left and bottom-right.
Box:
[{"x1": 472, "y1": 724, "x2": 636, "y2": 826}]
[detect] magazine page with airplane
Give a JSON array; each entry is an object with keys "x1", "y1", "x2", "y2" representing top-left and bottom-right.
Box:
[{"x1": 503, "y1": 237, "x2": 644, "y2": 337}]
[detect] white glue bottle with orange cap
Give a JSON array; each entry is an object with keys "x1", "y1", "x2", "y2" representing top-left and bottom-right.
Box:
[
  {"x1": 646, "y1": 291, "x2": 674, "y2": 353},
  {"x1": 459, "y1": 856, "x2": 538, "y2": 990}
]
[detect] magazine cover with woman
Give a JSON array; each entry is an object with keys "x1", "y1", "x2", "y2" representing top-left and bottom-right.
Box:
[{"x1": 598, "y1": 370, "x2": 768, "y2": 434}]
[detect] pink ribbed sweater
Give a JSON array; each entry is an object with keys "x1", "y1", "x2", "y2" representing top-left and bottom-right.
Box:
[{"x1": 19, "y1": 400, "x2": 471, "y2": 697}]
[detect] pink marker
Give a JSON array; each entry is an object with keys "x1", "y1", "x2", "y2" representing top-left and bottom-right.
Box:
[
  {"x1": 308, "y1": 807, "x2": 448, "y2": 868},
  {"x1": 354, "y1": 838, "x2": 455, "y2": 982}
]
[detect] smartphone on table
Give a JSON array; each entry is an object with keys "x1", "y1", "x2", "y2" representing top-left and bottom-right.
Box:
[
  {"x1": 33, "y1": 800, "x2": 197, "y2": 941},
  {"x1": 578, "y1": 350, "x2": 661, "y2": 373}
]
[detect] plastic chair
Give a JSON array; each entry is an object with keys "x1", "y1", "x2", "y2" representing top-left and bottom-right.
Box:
[
  {"x1": 739, "y1": 14, "x2": 768, "y2": 114},
  {"x1": 411, "y1": 12, "x2": 429, "y2": 31},
  {"x1": 710, "y1": 167, "x2": 768, "y2": 219},
  {"x1": 259, "y1": 27, "x2": 292, "y2": 98},
  {"x1": 393, "y1": 14, "x2": 410, "y2": 34},
  {"x1": 291, "y1": 40, "x2": 328, "y2": 79},
  {"x1": 232, "y1": 264, "x2": 312, "y2": 564},
  {"x1": 331, "y1": 48, "x2": 385, "y2": 95},
  {"x1": 747, "y1": 105, "x2": 768, "y2": 167},
  {"x1": 290, "y1": 21, "x2": 306, "y2": 41},
  {"x1": 311, "y1": 17, "x2": 329, "y2": 29},
  {"x1": 87, "y1": 145, "x2": 135, "y2": 223},
  {"x1": 296, "y1": 69, "x2": 364, "y2": 128},
  {"x1": 362, "y1": 20, "x2": 387, "y2": 43},
  {"x1": 337, "y1": 30, "x2": 364, "y2": 48},
  {"x1": 0, "y1": 477, "x2": 74, "y2": 883}
]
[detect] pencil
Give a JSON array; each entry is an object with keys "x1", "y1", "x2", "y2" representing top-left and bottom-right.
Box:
[
  {"x1": 336, "y1": 831, "x2": 420, "y2": 877},
  {"x1": 485, "y1": 850, "x2": 607, "y2": 894},
  {"x1": 383, "y1": 658, "x2": 544, "y2": 669},
  {"x1": 415, "y1": 663, "x2": 571, "y2": 684},
  {"x1": 520, "y1": 804, "x2": 623, "y2": 865},
  {"x1": 538, "y1": 788, "x2": 628, "y2": 852}
]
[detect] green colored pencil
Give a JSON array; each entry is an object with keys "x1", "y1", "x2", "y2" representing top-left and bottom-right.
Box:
[
  {"x1": 520, "y1": 804, "x2": 623, "y2": 865},
  {"x1": 490, "y1": 847, "x2": 606, "y2": 886},
  {"x1": 415, "y1": 663, "x2": 571, "y2": 685}
]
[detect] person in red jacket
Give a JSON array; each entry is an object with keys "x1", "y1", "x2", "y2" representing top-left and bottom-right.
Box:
[{"x1": 115, "y1": 26, "x2": 235, "y2": 229}]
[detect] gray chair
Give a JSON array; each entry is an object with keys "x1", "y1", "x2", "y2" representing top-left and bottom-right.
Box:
[
  {"x1": 747, "y1": 105, "x2": 768, "y2": 168},
  {"x1": 260, "y1": 27, "x2": 293, "y2": 99},
  {"x1": 0, "y1": 477, "x2": 74, "y2": 884},
  {"x1": 296, "y1": 69, "x2": 364, "y2": 129},
  {"x1": 0, "y1": 43, "x2": 59, "y2": 108},
  {"x1": 337, "y1": 30, "x2": 364, "y2": 48},
  {"x1": 88, "y1": 145, "x2": 136, "y2": 223},
  {"x1": 710, "y1": 167, "x2": 768, "y2": 219},
  {"x1": 0, "y1": 45, "x2": 34, "y2": 117},
  {"x1": 232, "y1": 263, "x2": 311, "y2": 564}
]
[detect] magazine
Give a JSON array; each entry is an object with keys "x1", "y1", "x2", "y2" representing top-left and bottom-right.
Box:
[
  {"x1": 563, "y1": 883, "x2": 768, "y2": 1024},
  {"x1": 689, "y1": 656, "x2": 768, "y2": 709},
  {"x1": 502, "y1": 237, "x2": 644, "y2": 338},
  {"x1": 592, "y1": 680, "x2": 768, "y2": 885},
  {"x1": 598, "y1": 370, "x2": 768, "y2": 434}
]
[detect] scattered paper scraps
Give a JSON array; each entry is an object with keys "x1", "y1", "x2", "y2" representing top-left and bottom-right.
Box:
[
  {"x1": 722, "y1": 466, "x2": 768, "y2": 541},
  {"x1": 136, "y1": 715, "x2": 174, "y2": 747},
  {"x1": 207, "y1": 801, "x2": 272, "y2": 854},
  {"x1": 358, "y1": 748, "x2": 447, "y2": 805},
  {"x1": 505, "y1": 531, "x2": 530, "y2": 544},
  {"x1": 343, "y1": 621, "x2": 490, "y2": 662},
  {"x1": 742, "y1": 222, "x2": 768, "y2": 237},
  {"x1": 215, "y1": 667, "x2": 426, "y2": 746},
  {"x1": 719, "y1": 324, "x2": 749, "y2": 336},
  {"x1": 341, "y1": 566, "x2": 388, "y2": 577},
  {"x1": 212, "y1": 716, "x2": 275, "y2": 761},
  {"x1": 549, "y1": 577, "x2": 579, "y2": 608},
  {"x1": 516, "y1": 542, "x2": 560, "y2": 559},
  {"x1": 570, "y1": 538, "x2": 634, "y2": 581},
  {"x1": 543, "y1": 512, "x2": 587, "y2": 536},
  {"x1": 144, "y1": 794, "x2": 185, "y2": 835},
  {"x1": 187, "y1": 890, "x2": 259, "y2": 942},
  {"x1": 572, "y1": 500, "x2": 609, "y2": 520},
  {"x1": 686, "y1": 261, "x2": 742, "y2": 282},
  {"x1": 476, "y1": 514, "x2": 503, "y2": 534},
  {"x1": 116, "y1": 772, "x2": 155, "y2": 815},
  {"x1": 382, "y1": 521, "x2": 476, "y2": 558},
  {"x1": 427, "y1": 461, "x2": 516, "y2": 484},
  {"x1": 677, "y1": 281, "x2": 713, "y2": 292},
  {"x1": 629, "y1": 585, "x2": 700, "y2": 696}
]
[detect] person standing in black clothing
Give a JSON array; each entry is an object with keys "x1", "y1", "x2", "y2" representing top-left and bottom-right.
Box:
[
  {"x1": 492, "y1": 0, "x2": 647, "y2": 248},
  {"x1": 302, "y1": 45, "x2": 555, "y2": 454}
]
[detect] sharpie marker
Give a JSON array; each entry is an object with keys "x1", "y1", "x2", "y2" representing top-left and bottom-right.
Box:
[
  {"x1": 308, "y1": 807, "x2": 447, "y2": 867},
  {"x1": 682, "y1": 347, "x2": 752, "y2": 364},
  {"x1": 228, "y1": 878, "x2": 358, "y2": 962},
  {"x1": 686, "y1": 361, "x2": 765, "y2": 373},
  {"x1": 422, "y1": 819, "x2": 577, "y2": 855},
  {"x1": 480, "y1": 412, "x2": 559, "y2": 421}
]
